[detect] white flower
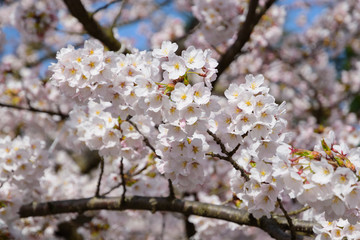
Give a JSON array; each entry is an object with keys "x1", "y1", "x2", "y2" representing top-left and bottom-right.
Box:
[
  {"x1": 182, "y1": 46, "x2": 205, "y2": 69},
  {"x1": 237, "y1": 91, "x2": 255, "y2": 114},
  {"x1": 148, "y1": 93, "x2": 164, "y2": 112},
  {"x1": 170, "y1": 140, "x2": 188, "y2": 158},
  {"x1": 331, "y1": 167, "x2": 357, "y2": 195},
  {"x1": 250, "y1": 123, "x2": 269, "y2": 140},
  {"x1": 161, "y1": 54, "x2": 187, "y2": 79},
  {"x1": 192, "y1": 82, "x2": 210, "y2": 105},
  {"x1": 297, "y1": 183, "x2": 320, "y2": 203},
  {"x1": 181, "y1": 103, "x2": 202, "y2": 125},
  {"x1": 84, "y1": 39, "x2": 104, "y2": 57},
  {"x1": 162, "y1": 98, "x2": 180, "y2": 123},
  {"x1": 234, "y1": 113, "x2": 255, "y2": 135},
  {"x1": 345, "y1": 185, "x2": 360, "y2": 208},
  {"x1": 253, "y1": 94, "x2": 275, "y2": 113},
  {"x1": 254, "y1": 192, "x2": 276, "y2": 213},
  {"x1": 310, "y1": 160, "x2": 334, "y2": 184},
  {"x1": 134, "y1": 76, "x2": 156, "y2": 97},
  {"x1": 82, "y1": 55, "x2": 104, "y2": 76},
  {"x1": 187, "y1": 138, "x2": 204, "y2": 159},
  {"x1": 250, "y1": 161, "x2": 272, "y2": 183},
  {"x1": 152, "y1": 41, "x2": 178, "y2": 58},
  {"x1": 224, "y1": 83, "x2": 244, "y2": 102},
  {"x1": 171, "y1": 83, "x2": 194, "y2": 110},
  {"x1": 187, "y1": 161, "x2": 205, "y2": 185},
  {"x1": 330, "y1": 196, "x2": 346, "y2": 216},
  {"x1": 244, "y1": 74, "x2": 268, "y2": 94}
]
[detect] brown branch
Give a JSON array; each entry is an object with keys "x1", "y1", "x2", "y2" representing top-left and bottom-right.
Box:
[
  {"x1": 95, "y1": 158, "x2": 104, "y2": 197},
  {"x1": 127, "y1": 118, "x2": 160, "y2": 158},
  {"x1": 90, "y1": 0, "x2": 122, "y2": 17},
  {"x1": 277, "y1": 198, "x2": 296, "y2": 240},
  {"x1": 19, "y1": 195, "x2": 315, "y2": 240},
  {"x1": 206, "y1": 152, "x2": 250, "y2": 181},
  {"x1": 120, "y1": 157, "x2": 127, "y2": 204},
  {"x1": 110, "y1": 0, "x2": 127, "y2": 30},
  {"x1": 206, "y1": 130, "x2": 249, "y2": 181},
  {"x1": 213, "y1": 0, "x2": 276, "y2": 89},
  {"x1": 101, "y1": 181, "x2": 123, "y2": 197},
  {"x1": 168, "y1": 179, "x2": 175, "y2": 199},
  {"x1": 62, "y1": 0, "x2": 130, "y2": 53},
  {"x1": 207, "y1": 130, "x2": 229, "y2": 155},
  {"x1": 288, "y1": 206, "x2": 311, "y2": 216},
  {"x1": 0, "y1": 102, "x2": 68, "y2": 120}
]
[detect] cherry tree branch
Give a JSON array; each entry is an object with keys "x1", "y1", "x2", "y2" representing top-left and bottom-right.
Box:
[
  {"x1": 62, "y1": 0, "x2": 130, "y2": 53},
  {"x1": 94, "y1": 157, "x2": 105, "y2": 197},
  {"x1": 127, "y1": 118, "x2": 160, "y2": 158},
  {"x1": 277, "y1": 198, "x2": 296, "y2": 240},
  {"x1": 213, "y1": 0, "x2": 277, "y2": 89},
  {"x1": 287, "y1": 206, "x2": 311, "y2": 216},
  {"x1": 206, "y1": 130, "x2": 249, "y2": 181},
  {"x1": 168, "y1": 179, "x2": 175, "y2": 199},
  {"x1": 110, "y1": 0, "x2": 127, "y2": 30},
  {"x1": 19, "y1": 195, "x2": 315, "y2": 240},
  {"x1": 90, "y1": 0, "x2": 122, "y2": 17},
  {"x1": 120, "y1": 157, "x2": 127, "y2": 205},
  {"x1": 0, "y1": 102, "x2": 68, "y2": 120}
]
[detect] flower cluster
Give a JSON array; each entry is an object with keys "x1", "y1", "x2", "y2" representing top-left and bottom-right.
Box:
[
  {"x1": 51, "y1": 40, "x2": 218, "y2": 190},
  {"x1": 12, "y1": 0, "x2": 57, "y2": 42},
  {"x1": 274, "y1": 132, "x2": 360, "y2": 224},
  {"x1": 313, "y1": 214, "x2": 360, "y2": 240},
  {"x1": 47, "y1": 37, "x2": 360, "y2": 239},
  {"x1": 191, "y1": 0, "x2": 247, "y2": 45},
  {"x1": 210, "y1": 74, "x2": 288, "y2": 218},
  {"x1": 0, "y1": 136, "x2": 48, "y2": 224}
]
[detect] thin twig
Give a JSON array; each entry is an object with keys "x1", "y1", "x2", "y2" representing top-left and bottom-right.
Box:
[
  {"x1": 229, "y1": 143, "x2": 241, "y2": 157},
  {"x1": 206, "y1": 152, "x2": 249, "y2": 181},
  {"x1": 113, "y1": 0, "x2": 171, "y2": 29},
  {"x1": 95, "y1": 158, "x2": 105, "y2": 197},
  {"x1": 132, "y1": 163, "x2": 150, "y2": 176},
  {"x1": 111, "y1": 0, "x2": 127, "y2": 30},
  {"x1": 213, "y1": 0, "x2": 277, "y2": 89},
  {"x1": 120, "y1": 158, "x2": 127, "y2": 205},
  {"x1": 277, "y1": 198, "x2": 296, "y2": 240},
  {"x1": 101, "y1": 161, "x2": 151, "y2": 197},
  {"x1": 91, "y1": 0, "x2": 122, "y2": 17},
  {"x1": 101, "y1": 181, "x2": 123, "y2": 197},
  {"x1": 54, "y1": 27, "x2": 85, "y2": 35},
  {"x1": 168, "y1": 179, "x2": 175, "y2": 199},
  {"x1": 127, "y1": 119, "x2": 160, "y2": 158},
  {"x1": 0, "y1": 102, "x2": 68, "y2": 120},
  {"x1": 287, "y1": 206, "x2": 311, "y2": 216},
  {"x1": 206, "y1": 130, "x2": 249, "y2": 181},
  {"x1": 207, "y1": 130, "x2": 229, "y2": 155}
]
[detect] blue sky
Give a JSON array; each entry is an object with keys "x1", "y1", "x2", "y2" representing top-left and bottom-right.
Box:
[
  {"x1": 280, "y1": 0, "x2": 326, "y2": 32},
  {"x1": 0, "y1": 1, "x2": 327, "y2": 57},
  {"x1": 116, "y1": 0, "x2": 327, "y2": 49}
]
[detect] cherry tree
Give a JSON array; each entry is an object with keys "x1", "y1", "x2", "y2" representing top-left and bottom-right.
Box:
[{"x1": 0, "y1": 0, "x2": 360, "y2": 239}]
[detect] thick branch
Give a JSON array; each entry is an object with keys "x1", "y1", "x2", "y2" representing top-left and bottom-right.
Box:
[
  {"x1": 62, "y1": 0, "x2": 130, "y2": 53},
  {"x1": 19, "y1": 195, "x2": 314, "y2": 240},
  {"x1": 213, "y1": 0, "x2": 276, "y2": 88}
]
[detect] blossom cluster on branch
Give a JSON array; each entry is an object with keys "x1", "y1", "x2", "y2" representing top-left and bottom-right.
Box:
[{"x1": 1, "y1": 0, "x2": 360, "y2": 239}]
